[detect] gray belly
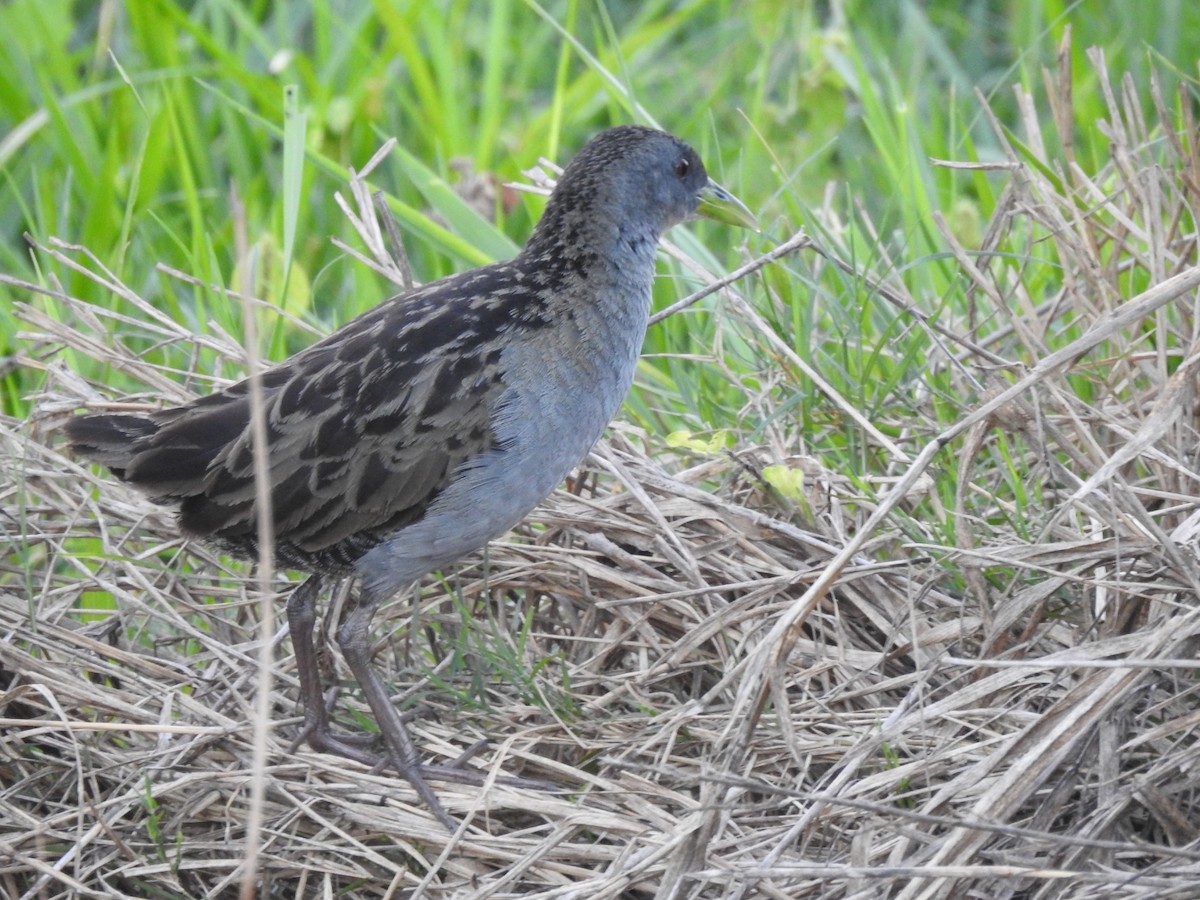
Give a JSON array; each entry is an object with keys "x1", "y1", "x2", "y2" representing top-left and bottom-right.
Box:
[{"x1": 354, "y1": 324, "x2": 638, "y2": 600}]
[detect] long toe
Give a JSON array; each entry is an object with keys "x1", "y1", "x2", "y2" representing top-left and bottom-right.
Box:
[
  {"x1": 380, "y1": 749, "x2": 458, "y2": 830},
  {"x1": 416, "y1": 762, "x2": 567, "y2": 793},
  {"x1": 299, "y1": 726, "x2": 386, "y2": 767},
  {"x1": 438, "y1": 738, "x2": 567, "y2": 790}
]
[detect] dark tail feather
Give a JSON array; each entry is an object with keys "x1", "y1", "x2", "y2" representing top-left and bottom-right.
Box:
[{"x1": 63, "y1": 413, "x2": 160, "y2": 477}]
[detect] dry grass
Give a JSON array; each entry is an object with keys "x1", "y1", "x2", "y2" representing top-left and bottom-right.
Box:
[{"x1": 4, "y1": 60, "x2": 1200, "y2": 899}]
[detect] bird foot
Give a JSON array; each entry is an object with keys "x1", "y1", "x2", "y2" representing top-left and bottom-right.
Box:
[
  {"x1": 310, "y1": 730, "x2": 565, "y2": 794},
  {"x1": 417, "y1": 761, "x2": 566, "y2": 794},
  {"x1": 291, "y1": 723, "x2": 379, "y2": 764}
]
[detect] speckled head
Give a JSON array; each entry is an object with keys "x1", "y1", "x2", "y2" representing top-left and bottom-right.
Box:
[{"x1": 523, "y1": 125, "x2": 756, "y2": 257}]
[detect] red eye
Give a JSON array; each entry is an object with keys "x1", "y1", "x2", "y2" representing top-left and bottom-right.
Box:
[{"x1": 674, "y1": 157, "x2": 690, "y2": 178}]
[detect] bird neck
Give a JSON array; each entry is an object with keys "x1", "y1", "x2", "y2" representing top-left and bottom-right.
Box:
[
  {"x1": 520, "y1": 205, "x2": 661, "y2": 295},
  {"x1": 510, "y1": 209, "x2": 658, "y2": 396}
]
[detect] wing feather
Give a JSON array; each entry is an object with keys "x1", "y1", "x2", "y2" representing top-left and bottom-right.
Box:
[{"x1": 95, "y1": 263, "x2": 544, "y2": 563}]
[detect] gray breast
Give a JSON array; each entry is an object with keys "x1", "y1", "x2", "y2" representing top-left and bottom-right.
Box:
[{"x1": 355, "y1": 280, "x2": 651, "y2": 599}]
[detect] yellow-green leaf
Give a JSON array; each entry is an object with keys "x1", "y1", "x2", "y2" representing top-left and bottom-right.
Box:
[{"x1": 762, "y1": 464, "x2": 807, "y2": 504}]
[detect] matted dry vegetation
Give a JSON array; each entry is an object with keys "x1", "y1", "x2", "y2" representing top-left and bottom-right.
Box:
[{"x1": 4, "y1": 59, "x2": 1200, "y2": 899}]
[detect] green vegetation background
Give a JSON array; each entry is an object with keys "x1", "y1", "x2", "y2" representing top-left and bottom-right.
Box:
[{"x1": 2, "y1": 0, "x2": 1198, "y2": 446}]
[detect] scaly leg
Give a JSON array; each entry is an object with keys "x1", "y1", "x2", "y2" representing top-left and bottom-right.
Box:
[
  {"x1": 285, "y1": 574, "x2": 377, "y2": 762},
  {"x1": 336, "y1": 586, "x2": 457, "y2": 829},
  {"x1": 292, "y1": 576, "x2": 561, "y2": 828}
]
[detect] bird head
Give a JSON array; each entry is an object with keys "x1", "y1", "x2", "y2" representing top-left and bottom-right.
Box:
[{"x1": 526, "y1": 125, "x2": 757, "y2": 257}]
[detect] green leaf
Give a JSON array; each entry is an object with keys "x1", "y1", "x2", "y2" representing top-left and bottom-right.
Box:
[
  {"x1": 665, "y1": 429, "x2": 733, "y2": 454},
  {"x1": 762, "y1": 464, "x2": 807, "y2": 505}
]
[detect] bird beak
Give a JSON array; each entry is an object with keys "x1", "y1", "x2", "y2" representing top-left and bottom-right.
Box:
[{"x1": 696, "y1": 178, "x2": 759, "y2": 231}]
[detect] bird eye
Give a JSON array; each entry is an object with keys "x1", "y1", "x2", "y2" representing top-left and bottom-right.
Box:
[{"x1": 674, "y1": 157, "x2": 690, "y2": 178}]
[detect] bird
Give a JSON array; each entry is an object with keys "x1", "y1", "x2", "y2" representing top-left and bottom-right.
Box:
[{"x1": 63, "y1": 124, "x2": 757, "y2": 828}]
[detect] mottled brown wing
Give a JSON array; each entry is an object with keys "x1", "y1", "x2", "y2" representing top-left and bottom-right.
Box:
[{"x1": 121, "y1": 265, "x2": 531, "y2": 557}]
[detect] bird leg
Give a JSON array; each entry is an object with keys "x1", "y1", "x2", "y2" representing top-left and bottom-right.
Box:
[
  {"x1": 290, "y1": 576, "x2": 563, "y2": 827},
  {"x1": 285, "y1": 574, "x2": 378, "y2": 761},
  {"x1": 335, "y1": 587, "x2": 459, "y2": 829}
]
